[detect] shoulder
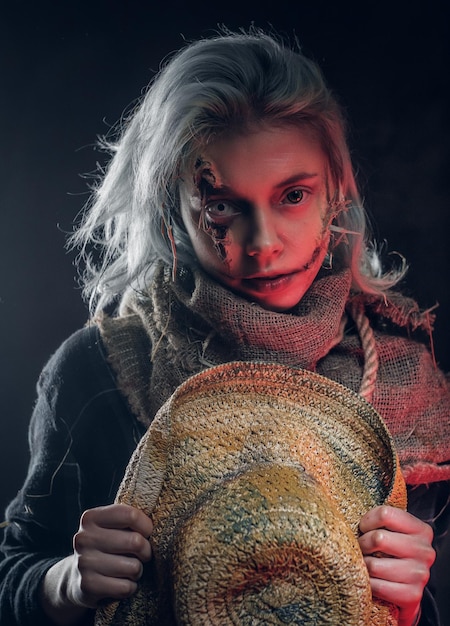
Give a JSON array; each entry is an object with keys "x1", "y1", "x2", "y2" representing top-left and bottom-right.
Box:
[
  {"x1": 350, "y1": 290, "x2": 436, "y2": 346},
  {"x1": 37, "y1": 323, "x2": 112, "y2": 396},
  {"x1": 348, "y1": 289, "x2": 446, "y2": 378},
  {"x1": 34, "y1": 323, "x2": 130, "y2": 433},
  {"x1": 28, "y1": 324, "x2": 145, "y2": 483}
]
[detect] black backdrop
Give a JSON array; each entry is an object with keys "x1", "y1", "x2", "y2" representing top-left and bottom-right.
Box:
[{"x1": 1, "y1": 0, "x2": 449, "y2": 618}]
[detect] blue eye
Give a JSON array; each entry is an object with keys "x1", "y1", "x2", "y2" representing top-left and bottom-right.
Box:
[{"x1": 285, "y1": 189, "x2": 305, "y2": 204}]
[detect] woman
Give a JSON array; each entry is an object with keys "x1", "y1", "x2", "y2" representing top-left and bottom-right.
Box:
[{"x1": 1, "y1": 29, "x2": 448, "y2": 626}]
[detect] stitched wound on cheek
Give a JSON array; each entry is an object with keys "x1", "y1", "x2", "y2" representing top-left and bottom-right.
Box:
[
  {"x1": 192, "y1": 158, "x2": 231, "y2": 264},
  {"x1": 197, "y1": 211, "x2": 231, "y2": 264}
]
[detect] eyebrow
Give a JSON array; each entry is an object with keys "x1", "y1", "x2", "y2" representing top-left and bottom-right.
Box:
[
  {"x1": 274, "y1": 172, "x2": 319, "y2": 188},
  {"x1": 201, "y1": 172, "x2": 319, "y2": 197}
]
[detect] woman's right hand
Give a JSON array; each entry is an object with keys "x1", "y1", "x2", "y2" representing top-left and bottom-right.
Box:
[
  {"x1": 70, "y1": 503, "x2": 153, "y2": 607},
  {"x1": 40, "y1": 503, "x2": 153, "y2": 625}
]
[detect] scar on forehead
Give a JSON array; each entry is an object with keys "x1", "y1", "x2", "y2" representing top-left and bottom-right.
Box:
[{"x1": 194, "y1": 157, "x2": 222, "y2": 190}]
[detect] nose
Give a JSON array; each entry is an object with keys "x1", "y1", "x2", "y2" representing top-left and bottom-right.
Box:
[{"x1": 245, "y1": 209, "x2": 283, "y2": 258}]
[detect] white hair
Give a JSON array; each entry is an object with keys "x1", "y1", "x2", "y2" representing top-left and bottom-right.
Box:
[{"x1": 70, "y1": 27, "x2": 406, "y2": 314}]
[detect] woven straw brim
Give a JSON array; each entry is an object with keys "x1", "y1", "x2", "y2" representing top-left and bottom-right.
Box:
[{"x1": 96, "y1": 362, "x2": 406, "y2": 626}]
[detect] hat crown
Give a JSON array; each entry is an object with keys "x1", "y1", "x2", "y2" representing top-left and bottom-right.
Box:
[{"x1": 96, "y1": 362, "x2": 406, "y2": 625}]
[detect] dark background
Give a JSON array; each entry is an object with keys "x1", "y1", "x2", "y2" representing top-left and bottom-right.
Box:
[{"x1": 1, "y1": 0, "x2": 449, "y2": 618}]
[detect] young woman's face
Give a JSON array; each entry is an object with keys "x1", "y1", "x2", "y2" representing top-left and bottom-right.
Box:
[{"x1": 179, "y1": 125, "x2": 333, "y2": 312}]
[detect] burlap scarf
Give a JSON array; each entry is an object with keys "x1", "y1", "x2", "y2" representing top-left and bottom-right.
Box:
[{"x1": 97, "y1": 262, "x2": 450, "y2": 485}]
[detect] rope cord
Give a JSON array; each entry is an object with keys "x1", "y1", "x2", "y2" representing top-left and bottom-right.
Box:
[{"x1": 349, "y1": 301, "x2": 379, "y2": 403}]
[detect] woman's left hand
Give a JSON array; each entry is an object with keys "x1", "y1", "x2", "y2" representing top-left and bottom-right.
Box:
[{"x1": 359, "y1": 505, "x2": 436, "y2": 626}]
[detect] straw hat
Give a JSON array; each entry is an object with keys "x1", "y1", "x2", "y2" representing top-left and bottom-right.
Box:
[{"x1": 95, "y1": 362, "x2": 406, "y2": 626}]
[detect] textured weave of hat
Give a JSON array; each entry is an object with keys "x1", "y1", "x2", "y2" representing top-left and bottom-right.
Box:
[{"x1": 95, "y1": 362, "x2": 406, "y2": 626}]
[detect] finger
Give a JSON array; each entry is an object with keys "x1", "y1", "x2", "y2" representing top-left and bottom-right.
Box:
[
  {"x1": 78, "y1": 551, "x2": 145, "y2": 582},
  {"x1": 75, "y1": 570, "x2": 140, "y2": 608},
  {"x1": 358, "y1": 528, "x2": 436, "y2": 564},
  {"x1": 74, "y1": 526, "x2": 152, "y2": 563},
  {"x1": 81, "y1": 504, "x2": 153, "y2": 538},
  {"x1": 367, "y1": 576, "x2": 423, "y2": 612},
  {"x1": 359, "y1": 506, "x2": 432, "y2": 540},
  {"x1": 363, "y1": 555, "x2": 431, "y2": 586}
]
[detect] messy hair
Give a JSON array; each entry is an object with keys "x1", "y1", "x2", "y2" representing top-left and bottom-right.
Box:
[{"x1": 70, "y1": 27, "x2": 406, "y2": 314}]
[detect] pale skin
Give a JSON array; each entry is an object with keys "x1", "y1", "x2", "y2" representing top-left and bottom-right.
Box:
[
  {"x1": 180, "y1": 124, "x2": 334, "y2": 312},
  {"x1": 40, "y1": 125, "x2": 435, "y2": 626},
  {"x1": 359, "y1": 505, "x2": 435, "y2": 626},
  {"x1": 40, "y1": 504, "x2": 153, "y2": 625}
]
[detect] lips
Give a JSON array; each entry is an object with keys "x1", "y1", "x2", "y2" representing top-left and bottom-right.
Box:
[{"x1": 241, "y1": 272, "x2": 298, "y2": 293}]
